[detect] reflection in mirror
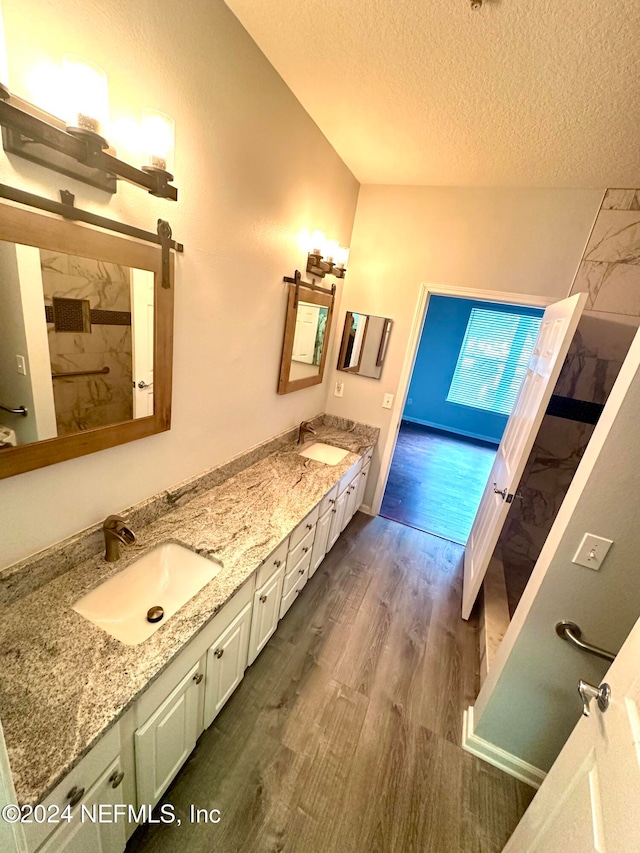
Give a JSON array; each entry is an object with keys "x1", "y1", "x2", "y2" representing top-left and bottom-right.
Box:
[
  {"x1": 289, "y1": 300, "x2": 329, "y2": 382},
  {"x1": 337, "y1": 312, "x2": 393, "y2": 380},
  {"x1": 277, "y1": 281, "x2": 335, "y2": 395},
  {"x1": 0, "y1": 241, "x2": 154, "y2": 448}
]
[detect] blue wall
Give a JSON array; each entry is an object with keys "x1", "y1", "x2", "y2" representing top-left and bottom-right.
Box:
[{"x1": 403, "y1": 296, "x2": 544, "y2": 445}]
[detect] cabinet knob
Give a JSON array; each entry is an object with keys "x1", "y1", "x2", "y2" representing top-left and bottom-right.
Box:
[
  {"x1": 274, "y1": 559, "x2": 282, "y2": 567},
  {"x1": 109, "y1": 770, "x2": 125, "y2": 789},
  {"x1": 329, "y1": 498, "x2": 335, "y2": 504},
  {"x1": 214, "y1": 648, "x2": 224, "y2": 659},
  {"x1": 332, "y1": 509, "x2": 336, "y2": 514},
  {"x1": 306, "y1": 523, "x2": 313, "y2": 530},
  {"x1": 361, "y1": 472, "x2": 366, "y2": 477},
  {"x1": 298, "y1": 567, "x2": 305, "y2": 574},
  {"x1": 66, "y1": 786, "x2": 85, "y2": 807},
  {"x1": 193, "y1": 672, "x2": 204, "y2": 685},
  {"x1": 302, "y1": 546, "x2": 309, "y2": 553},
  {"x1": 260, "y1": 594, "x2": 268, "y2": 603}
]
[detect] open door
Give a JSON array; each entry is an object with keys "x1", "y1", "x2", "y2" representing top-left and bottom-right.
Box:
[
  {"x1": 131, "y1": 268, "x2": 155, "y2": 419},
  {"x1": 462, "y1": 293, "x2": 586, "y2": 619},
  {"x1": 504, "y1": 609, "x2": 640, "y2": 851}
]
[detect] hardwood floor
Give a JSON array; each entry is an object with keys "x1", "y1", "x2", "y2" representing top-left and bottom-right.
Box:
[
  {"x1": 380, "y1": 422, "x2": 497, "y2": 544},
  {"x1": 127, "y1": 514, "x2": 534, "y2": 853}
]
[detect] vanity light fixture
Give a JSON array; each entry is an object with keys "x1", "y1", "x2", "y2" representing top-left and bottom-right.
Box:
[
  {"x1": 305, "y1": 230, "x2": 350, "y2": 280},
  {"x1": 141, "y1": 108, "x2": 175, "y2": 180},
  {"x1": 0, "y1": 15, "x2": 178, "y2": 199}
]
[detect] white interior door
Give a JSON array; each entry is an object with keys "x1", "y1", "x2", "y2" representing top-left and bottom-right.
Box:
[
  {"x1": 505, "y1": 611, "x2": 640, "y2": 852},
  {"x1": 131, "y1": 269, "x2": 155, "y2": 418},
  {"x1": 292, "y1": 304, "x2": 320, "y2": 364},
  {"x1": 462, "y1": 293, "x2": 586, "y2": 619}
]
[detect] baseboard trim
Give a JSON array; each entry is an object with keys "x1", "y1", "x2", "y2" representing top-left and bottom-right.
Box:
[
  {"x1": 359, "y1": 504, "x2": 374, "y2": 516},
  {"x1": 462, "y1": 706, "x2": 546, "y2": 789}
]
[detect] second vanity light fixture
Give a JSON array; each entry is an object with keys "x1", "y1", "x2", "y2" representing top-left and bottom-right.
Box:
[
  {"x1": 0, "y1": 19, "x2": 177, "y2": 200},
  {"x1": 306, "y1": 230, "x2": 350, "y2": 279}
]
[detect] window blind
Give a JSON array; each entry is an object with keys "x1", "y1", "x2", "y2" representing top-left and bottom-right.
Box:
[{"x1": 446, "y1": 308, "x2": 542, "y2": 416}]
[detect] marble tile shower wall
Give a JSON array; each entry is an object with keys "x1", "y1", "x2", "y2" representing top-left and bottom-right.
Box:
[
  {"x1": 41, "y1": 251, "x2": 133, "y2": 436},
  {"x1": 498, "y1": 189, "x2": 640, "y2": 615}
]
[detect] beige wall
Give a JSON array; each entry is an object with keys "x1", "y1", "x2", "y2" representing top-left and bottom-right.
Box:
[
  {"x1": 0, "y1": 0, "x2": 359, "y2": 569},
  {"x1": 324, "y1": 186, "x2": 604, "y2": 504}
]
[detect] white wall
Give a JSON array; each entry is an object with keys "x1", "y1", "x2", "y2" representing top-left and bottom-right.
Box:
[
  {"x1": 0, "y1": 0, "x2": 359, "y2": 569},
  {"x1": 473, "y1": 326, "x2": 640, "y2": 771},
  {"x1": 324, "y1": 186, "x2": 603, "y2": 504}
]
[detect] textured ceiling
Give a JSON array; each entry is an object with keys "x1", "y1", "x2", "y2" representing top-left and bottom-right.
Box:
[{"x1": 225, "y1": 0, "x2": 640, "y2": 187}]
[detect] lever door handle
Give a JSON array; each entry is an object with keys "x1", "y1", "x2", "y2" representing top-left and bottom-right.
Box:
[
  {"x1": 493, "y1": 483, "x2": 508, "y2": 499},
  {"x1": 578, "y1": 679, "x2": 611, "y2": 717},
  {"x1": 137, "y1": 380, "x2": 153, "y2": 389}
]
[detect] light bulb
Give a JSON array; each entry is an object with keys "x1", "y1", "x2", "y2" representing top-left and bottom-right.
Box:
[
  {"x1": 141, "y1": 108, "x2": 175, "y2": 177},
  {"x1": 334, "y1": 246, "x2": 350, "y2": 269},
  {"x1": 0, "y1": 3, "x2": 9, "y2": 99},
  {"x1": 62, "y1": 55, "x2": 109, "y2": 146}
]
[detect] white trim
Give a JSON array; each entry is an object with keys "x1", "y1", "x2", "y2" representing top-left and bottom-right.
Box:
[
  {"x1": 359, "y1": 504, "x2": 373, "y2": 516},
  {"x1": 462, "y1": 706, "x2": 546, "y2": 790},
  {"x1": 402, "y1": 415, "x2": 500, "y2": 447},
  {"x1": 370, "y1": 283, "x2": 553, "y2": 516}
]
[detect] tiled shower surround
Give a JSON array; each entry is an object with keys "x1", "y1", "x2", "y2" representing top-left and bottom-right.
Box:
[
  {"x1": 41, "y1": 250, "x2": 134, "y2": 436},
  {"x1": 498, "y1": 189, "x2": 640, "y2": 616}
]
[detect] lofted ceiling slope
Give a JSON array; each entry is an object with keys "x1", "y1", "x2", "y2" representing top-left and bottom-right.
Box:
[{"x1": 225, "y1": 0, "x2": 640, "y2": 187}]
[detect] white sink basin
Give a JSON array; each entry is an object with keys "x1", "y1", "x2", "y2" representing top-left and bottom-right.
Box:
[
  {"x1": 299, "y1": 442, "x2": 349, "y2": 465},
  {"x1": 72, "y1": 543, "x2": 222, "y2": 645}
]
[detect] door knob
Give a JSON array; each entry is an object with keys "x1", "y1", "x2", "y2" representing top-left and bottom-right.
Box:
[
  {"x1": 578, "y1": 679, "x2": 611, "y2": 717},
  {"x1": 493, "y1": 483, "x2": 508, "y2": 499},
  {"x1": 137, "y1": 380, "x2": 153, "y2": 389}
]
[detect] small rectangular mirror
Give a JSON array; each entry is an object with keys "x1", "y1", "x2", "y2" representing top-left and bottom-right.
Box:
[
  {"x1": 0, "y1": 204, "x2": 173, "y2": 479},
  {"x1": 278, "y1": 281, "x2": 334, "y2": 394},
  {"x1": 337, "y1": 312, "x2": 392, "y2": 379}
]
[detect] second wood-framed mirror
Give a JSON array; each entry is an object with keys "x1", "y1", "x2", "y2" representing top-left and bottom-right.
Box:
[
  {"x1": 0, "y1": 202, "x2": 174, "y2": 479},
  {"x1": 277, "y1": 279, "x2": 335, "y2": 394}
]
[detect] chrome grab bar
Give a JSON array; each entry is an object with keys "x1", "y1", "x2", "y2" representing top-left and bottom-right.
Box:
[
  {"x1": 555, "y1": 621, "x2": 616, "y2": 663},
  {"x1": 0, "y1": 403, "x2": 27, "y2": 417}
]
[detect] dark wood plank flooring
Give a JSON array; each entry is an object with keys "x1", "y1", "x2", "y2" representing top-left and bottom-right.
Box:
[
  {"x1": 127, "y1": 514, "x2": 533, "y2": 853},
  {"x1": 380, "y1": 423, "x2": 497, "y2": 544}
]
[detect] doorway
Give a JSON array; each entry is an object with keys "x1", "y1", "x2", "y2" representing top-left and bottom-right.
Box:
[{"x1": 380, "y1": 294, "x2": 545, "y2": 544}]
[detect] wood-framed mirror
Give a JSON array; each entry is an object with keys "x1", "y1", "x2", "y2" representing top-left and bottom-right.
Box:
[
  {"x1": 337, "y1": 312, "x2": 392, "y2": 379},
  {"x1": 277, "y1": 280, "x2": 335, "y2": 394},
  {"x1": 0, "y1": 202, "x2": 174, "y2": 479}
]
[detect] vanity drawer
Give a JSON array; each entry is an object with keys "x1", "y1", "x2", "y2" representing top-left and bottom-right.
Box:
[
  {"x1": 280, "y1": 569, "x2": 308, "y2": 619},
  {"x1": 289, "y1": 506, "x2": 320, "y2": 550},
  {"x1": 287, "y1": 526, "x2": 315, "y2": 570},
  {"x1": 282, "y1": 549, "x2": 312, "y2": 598},
  {"x1": 22, "y1": 723, "x2": 121, "y2": 852},
  {"x1": 319, "y1": 484, "x2": 339, "y2": 516},
  {"x1": 363, "y1": 447, "x2": 373, "y2": 466},
  {"x1": 339, "y1": 463, "x2": 359, "y2": 494},
  {"x1": 256, "y1": 538, "x2": 289, "y2": 588}
]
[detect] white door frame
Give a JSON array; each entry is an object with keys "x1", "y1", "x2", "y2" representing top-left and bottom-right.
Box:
[{"x1": 370, "y1": 283, "x2": 554, "y2": 518}]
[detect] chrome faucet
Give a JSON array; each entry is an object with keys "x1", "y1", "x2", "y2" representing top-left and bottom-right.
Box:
[
  {"x1": 298, "y1": 420, "x2": 317, "y2": 445},
  {"x1": 103, "y1": 515, "x2": 136, "y2": 562}
]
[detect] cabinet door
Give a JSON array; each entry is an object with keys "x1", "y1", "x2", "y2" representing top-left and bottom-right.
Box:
[
  {"x1": 135, "y1": 662, "x2": 202, "y2": 808},
  {"x1": 38, "y1": 757, "x2": 126, "y2": 853},
  {"x1": 356, "y1": 462, "x2": 370, "y2": 509},
  {"x1": 203, "y1": 602, "x2": 252, "y2": 728},
  {"x1": 310, "y1": 508, "x2": 332, "y2": 577},
  {"x1": 279, "y1": 570, "x2": 308, "y2": 619},
  {"x1": 247, "y1": 564, "x2": 285, "y2": 665},
  {"x1": 327, "y1": 489, "x2": 348, "y2": 552},
  {"x1": 341, "y1": 475, "x2": 360, "y2": 532}
]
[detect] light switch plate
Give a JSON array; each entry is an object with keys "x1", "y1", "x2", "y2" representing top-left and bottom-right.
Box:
[
  {"x1": 16, "y1": 355, "x2": 26, "y2": 376},
  {"x1": 572, "y1": 533, "x2": 613, "y2": 570},
  {"x1": 334, "y1": 380, "x2": 344, "y2": 398},
  {"x1": 382, "y1": 393, "x2": 394, "y2": 409}
]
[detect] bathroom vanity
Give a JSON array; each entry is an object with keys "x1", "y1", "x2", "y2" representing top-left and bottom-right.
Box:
[{"x1": 0, "y1": 416, "x2": 376, "y2": 853}]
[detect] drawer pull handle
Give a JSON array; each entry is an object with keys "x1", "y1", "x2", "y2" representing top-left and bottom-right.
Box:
[
  {"x1": 109, "y1": 770, "x2": 125, "y2": 789},
  {"x1": 332, "y1": 509, "x2": 336, "y2": 514},
  {"x1": 274, "y1": 559, "x2": 282, "y2": 568},
  {"x1": 298, "y1": 567, "x2": 305, "y2": 574},
  {"x1": 306, "y1": 523, "x2": 313, "y2": 530},
  {"x1": 260, "y1": 594, "x2": 268, "y2": 603},
  {"x1": 66, "y1": 786, "x2": 84, "y2": 807},
  {"x1": 302, "y1": 546, "x2": 309, "y2": 553},
  {"x1": 193, "y1": 673, "x2": 204, "y2": 685},
  {"x1": 214, "y1": 648, "x2": 224, "y2": 659},
  {"x1": 329, "y1": 498, "x2": 336, "y2": 504}
]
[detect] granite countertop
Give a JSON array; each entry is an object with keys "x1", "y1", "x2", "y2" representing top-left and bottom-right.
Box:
[{"x1": 0, "y1": 422, "x2": 376, "y2": 807}]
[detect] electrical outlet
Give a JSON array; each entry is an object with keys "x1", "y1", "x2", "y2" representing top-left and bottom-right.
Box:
[
  {"x1": 572, "y1": 533, "x2": 613, "y2": 570},
  {"x1": 382, "y1": 393, "x2": 394, "y2": 409},
  {"x1": 334, "y1": 380, "x2": 344, "y2": 398},
  {"x1": 407, "y1": 397, "x2": 413, "y2": 406},
  {"x1": 16, "y1": 355, "x2": 26, "y2": 376}
]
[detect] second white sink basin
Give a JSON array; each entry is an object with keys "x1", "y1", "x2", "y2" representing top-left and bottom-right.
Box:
[
  {"x1": 299, "y1": 442, "x2": 349, "y2": 465},
  {"x1": 72, "y1": 543, "x2": 222, "y2": 645}
]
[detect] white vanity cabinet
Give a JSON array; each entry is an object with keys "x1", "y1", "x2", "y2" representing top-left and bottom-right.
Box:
[
  {"x1": 248, "y1": 561, "x2": 285, "y2": 664},
  {"x1": 327, "y1": 487, "x2": 348, "y2": 552},
  {"x1": 356, "y1": 460, "x2": 371, "y2": 509},
  {"x1": 310, "y1": 484, "x2": 338, "y2": 577},
  {"x1": 279, "y1": 509, "x2": 318, "y2": 619},
  {"x1": 23, "y1": 724, "x2": 128, "y2": 853},
  {"x1": 203, "y1": 601, "x2": 252, "y2": 728},
  {"x1": 135, "y1": 661, "x2": 204, "y2": 809}
]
